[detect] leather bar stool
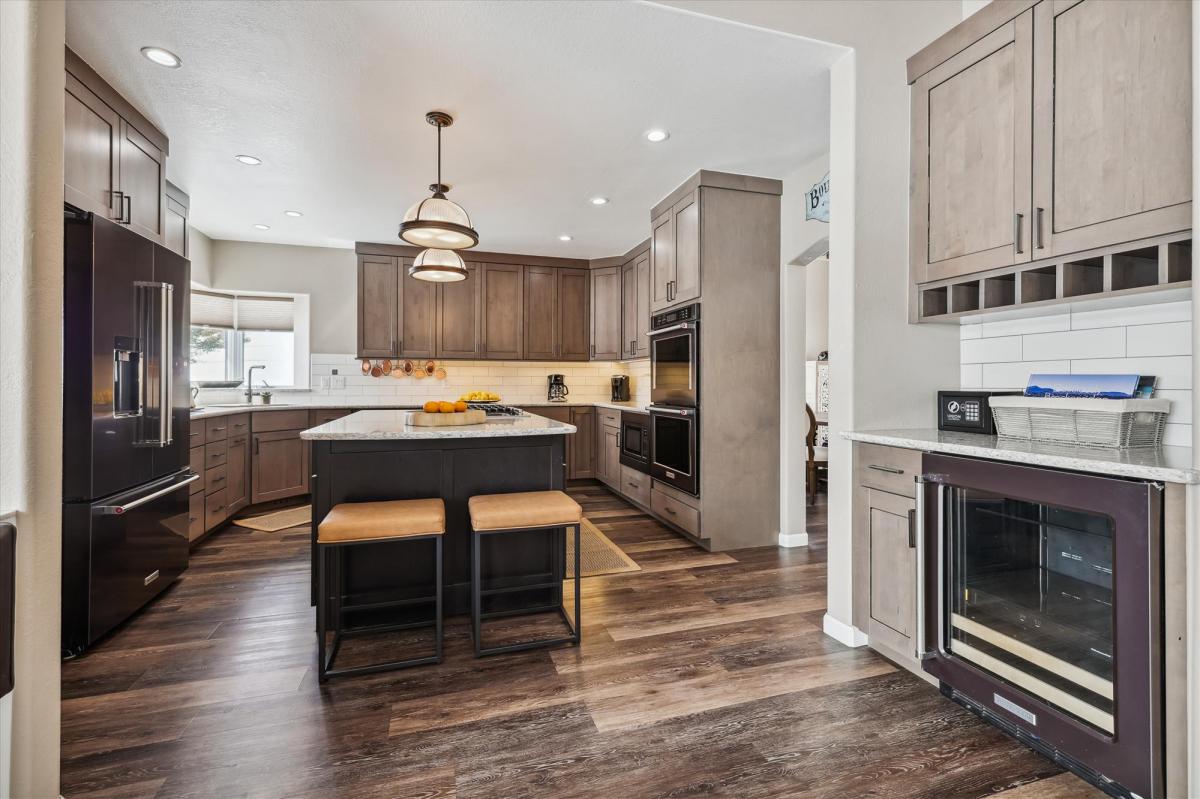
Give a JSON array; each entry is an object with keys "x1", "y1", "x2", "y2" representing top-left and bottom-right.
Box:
[
  {"x1": 316, "y1": 498, "x2": 444, "y2": 681},
  {"x1": 467, "y1": 490, "x2": 582, "y2": 657}
]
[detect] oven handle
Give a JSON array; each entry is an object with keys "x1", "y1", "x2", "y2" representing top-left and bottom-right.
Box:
[
  {"x1": 647, "y1": 322, "x2": 694, "y2": 336},
  {"x1": 649, "y1": 406, "x2": 693, "y2": 416},
  {"x1": 935, "y1": 481, "x2": 947, "y2": 656},
  {"x1": 914, "y1": 475, "x2": 926, "y2": 659}
]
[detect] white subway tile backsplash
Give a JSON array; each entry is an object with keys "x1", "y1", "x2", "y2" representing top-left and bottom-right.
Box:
[
  {"x1": 961, "y1": 336, "x2": 1022, "y2": 364},
  {"x1": 1071, "y1": 356, "x2": 1193, "y2": 390},
  {"x1": 1021, "y1": 327, "x2": 1125, "y2": 360},
  {"x1": 959, "y1": 324, "x2": 983, "y2": 341},
  {"x1": 1156, "y1": 390, "x2": 1192, "y2": 424},
  {"x1": 960, "y1": 364, "x2": 982, "y2": 389},
  {"x1": 979, "y1": 313, "x2": 1071, "y2": 338},
  {"x1": 1070, "y1": 300, "x2": 1191, "y2": 330},
  {"x1": 1126, "y1": 321, "x2": 1192, "y2": 357},
  {"x1": 980, "y1": 361, "x2": 1071, "y2": 390},
  {"x1": 1162, "y1": 423, "x2": 1191, "y2": 448}
]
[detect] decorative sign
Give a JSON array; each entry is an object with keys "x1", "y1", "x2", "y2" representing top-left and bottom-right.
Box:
[{"x1": 806, "y1": 172, "x2": 829, "y2": 223}]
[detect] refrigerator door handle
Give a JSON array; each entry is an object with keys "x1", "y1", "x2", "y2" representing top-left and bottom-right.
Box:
[
  {"x1": 95, "y1": 473, "x2": 199, "y2": 515},
  {"x1": 160, "y1": 283, "x2": 173, "y2": 446}
]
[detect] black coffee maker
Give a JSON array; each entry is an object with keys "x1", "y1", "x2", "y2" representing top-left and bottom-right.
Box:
[
  {"x1": 611, "y1": 375, "x2": 630, "y2": 402},
  {"x1": 547, "y1": 374, "x2": 569, "y2": 402}
]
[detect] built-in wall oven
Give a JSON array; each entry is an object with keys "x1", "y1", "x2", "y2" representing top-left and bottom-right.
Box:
[
  {"x1": 619, "y1": 411, "x2": 650, "y2": 473},
  {"x1": 918, "y1": 454, "x2": 1163, "y2": 798},
  {"x1": 649, "y1": 406, "x2": 697, "y2": 495},
  {"x1": 649, "y1": 303, "x2": 699, "y2": 408}
]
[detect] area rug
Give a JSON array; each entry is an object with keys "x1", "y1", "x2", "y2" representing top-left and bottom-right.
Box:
[
  {"x1": 567, "y1": 518, "x2": 641, "y2": 578},
  {"x1": 236, "y1": 505, "x2": 311, "y2": 532}
]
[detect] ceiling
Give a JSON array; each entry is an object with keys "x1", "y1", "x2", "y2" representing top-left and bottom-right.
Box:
[{"x1": 66, "y1": 1, "x2": 840, "y2": 258}]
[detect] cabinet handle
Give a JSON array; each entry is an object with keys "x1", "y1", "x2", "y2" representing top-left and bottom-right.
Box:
[
  {"x1": 111, "y1": 190, "x2": 125, "y2": 220},
  {"x1": 123, "y1": 194, "x2": 132, "y2": 225},
  {"x1": 867, "y1": 464, "x2": 904, "y2": 475},
  {"x1": 1035, "y1": 207, "x2": 1045, "y2": 249},
  {"x1": 590, "y1": 344, "x2": 595, "y2": 358},
  {"x1": 907, "y1": 509, "x2": 916, "y2": 549},
  {"x1": 211, "y1": 426, "x2": 226, "y2": 432},
  {"x1": 665, "y1": 507, "x2": 676, "y2": 515},
  {"x1": 1013, "y1": 212, "x2": 1023, "y2": 255},
  {"x1": 254, "y1": 438, "x2": 260, "y2": 455}
]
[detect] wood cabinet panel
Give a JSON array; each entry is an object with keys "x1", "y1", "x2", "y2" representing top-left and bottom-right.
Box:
[
  {"x1": 621, "y1": 259, "x2": 638, "y2": 360},
  {"x1": 251, "y1": 410, "x2": 310, "y2": 433},
  {"x1": 189, "y1": 446, "x2": 205, "y2": 490},
  {"x1": 523, "y1": 266, "x2": 558, "y2": 360},
  {"x1": 650, "y1": 486, "x2": 700, "y2": 537},
  {"x1": 867, "y1": 490, "x2": 916, "y2": 651},
  {"x1": 650, "y1": 210, "x2": 674, "y2": 312},
  {"x1": 591, "y1": 266, "x2": 622, "y2": 361},
  {"x1": 568, "y1": 406, "x2": 595, "y2": 478},
  {"x1": 188, "y1": 492, "x2": 205, "y2": 542},
  {"x1": 225, "y1": 433, "x2": 249, "y2": 515},
  {"x1": 620, "y1": 465, "x2": 651, "y2": 508},
  {"x1": 308, "y1": 409, "x2": 352, "y2": 427},
  {"x1": 64, "y1": 72, "x2": 120, "y2": 219},
  {"x1": 118, "y1": 121, "x2": 166, "y2": 244},
  {"x1": 357, "y1": 255, "x2": 397, "y2": 358},
  {"x1": 597, "y1": 422, "x2": 620, "y2": 488},
  {"x1": 204, "y1": 463, "x2": 227, "y2": 495},
  {"x1": 204, "y1": 440, "x2": 227, "y2": 469},
  {"x1": 251, "y1": 429, "x2": 310, "y2": 504},
  {"x1": 205, "y1": 489, "x2": 229, "y2": 530},
  {"x1": 634, "y1": 252, "x2": 651, "y2": 358},
  {"x1": 671, "y1": 192, "x2": 701, "y2": 305},
  {"x1": 436, "y1": 262, "x2": 481, "y2": 358},
  {"x1": 399, "y1": 258, "x2": 438, "y2": 358},
  {"x1": 204, "y1": 415, "x2": 230, "y2": 443},
  {"x1": 558, "y1": 269, "x2": 590, "y2": 361},
  {"x1": 481, "y1": 263, "x2": 523, "y2": 359},
  {"x1": 165, "y1": 194, "x2": 187, "y2": 257},
  {"x1": 1033, "y1": 0, "x2": 1192, "y2": 256}
]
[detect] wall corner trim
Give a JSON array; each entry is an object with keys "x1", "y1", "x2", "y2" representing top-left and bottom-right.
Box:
[
  {"x1": 822, "y1": 613, "x2": 869, "y2": 647},
  {"x1": 777, "y1": 531, "x2": 809, "y2": 548}
]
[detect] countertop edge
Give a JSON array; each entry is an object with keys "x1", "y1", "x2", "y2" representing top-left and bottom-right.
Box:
[
  {"x1": 300, "y1": 410, "x2": 578, "y2": 440},
  {"x1": 843, "y1": 430, "x2": 1200, "y2": 484},
  {"x1": 191, "y1": 400, "x2": 648, "y2": 421}
]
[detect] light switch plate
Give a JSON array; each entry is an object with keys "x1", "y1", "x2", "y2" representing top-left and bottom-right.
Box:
[
  {"x1": 318, "y1": 376, "x2": 330, "y2": 389},
  {"x1": 331, "y1": 376, "x2": 346, "y2": 389}
]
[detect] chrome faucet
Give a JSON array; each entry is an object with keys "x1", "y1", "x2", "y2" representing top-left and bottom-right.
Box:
[{"x1": 245, "y1": 364, "x2": 267, "y2": 403}]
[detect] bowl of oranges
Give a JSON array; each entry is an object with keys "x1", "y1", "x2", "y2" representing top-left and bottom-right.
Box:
[{"x1": 408, "y1": 399, "x2": 486, "y2": 427}]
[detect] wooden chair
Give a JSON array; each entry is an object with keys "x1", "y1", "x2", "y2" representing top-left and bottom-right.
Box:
[{"x1": 806, "y1": 404, "x2": 828, "y2": 506}]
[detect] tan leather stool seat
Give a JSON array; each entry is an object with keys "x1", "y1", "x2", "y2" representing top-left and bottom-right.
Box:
[
  {"x1": 468, "y1": 490, "x2": 582, "y2": 532},
  {"x1": 318, "y1": 498, "x2": 445, "y2": 544}
]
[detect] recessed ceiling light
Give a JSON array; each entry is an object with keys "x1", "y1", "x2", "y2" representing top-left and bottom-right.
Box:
[
  {"x1": 590, "y1": 196, "x2": 609, "y2": 206},
  {"x1": 284, "y1": 210, "x2": 303, "y2": 217},
  {"x1": 253, "y1": 224, "x2": 270, "y2": 230},
  {"x1": 645, "y1": 129, "x2": 670, "y2": 143},
  {"x1": 234, "y1": 154, "x2": 262, "y2": 166},
  {"x1": 558, "y1": 235, "x2": 573, "y2": 242},
  {"x1": 140, "y1": 46, "x2": 182, "y2": 68}
]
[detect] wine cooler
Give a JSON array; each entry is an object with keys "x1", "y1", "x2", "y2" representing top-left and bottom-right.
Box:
[{"x1": 918, "y1": 454, "x2": 1163, "y2": 798}]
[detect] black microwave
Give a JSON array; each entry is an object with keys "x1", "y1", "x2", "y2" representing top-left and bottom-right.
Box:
[{"x1": 936, "y1": 390, "x2": 1019, "y2": 434}]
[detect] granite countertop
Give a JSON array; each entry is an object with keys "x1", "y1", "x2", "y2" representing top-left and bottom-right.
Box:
[
  {"x1": 843, "y1": 428, "x2": 1199, "y2": 484},
  {"x1": 300, "y1": 409, "x2": 577, "y2": 440},
  {"x1": 190, "y1": 399, "x2": 648, "y2": 421}
]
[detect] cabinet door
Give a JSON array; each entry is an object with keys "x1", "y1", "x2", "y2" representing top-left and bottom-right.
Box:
[
  {"x1": 621, "y1": 260, "x2": 637, "y2": 359},
  {"x1": 357, "y1": 255, "x2": 397, "y2": 358},
  {"x1": 523, "y1": 266, "x2": 558, "y2": 360},
  {"x1": 118, "y1": 121, "x2": 166, "y2": 244},
  {"x1": 569, "y1": 407, "x2": 595, "y2": 479},
  {"x1": 225, "y1": 433, "x2": 249, "y2": 514},
  {"x1": 1033, "y1": 0, "x2": 1191, "y2": 257},
  {"x1": 164, "y1": 194, "x2": 188, "y2": 257},
  {"x1": 64, "y1": 72, "x2": 121, "y2": 219},
  {"x1": 911, "y1": 12, "x2": 1033, "y2": 284},
  {"x1": 399, "y1": 257, "x2": 438, "y2": 358},
  {"x1": 867, "y1": 490, "x2": 917, "y2": 658},
  {"x1": 558, "y1": 268, "x2": 591, "y2": 361},
  {"x1": 671, "y1": 192, "x2": 701, "y2": 306},
  {"x1": 591, "y1": 266, "x2": 622, "y2": 361},
  {"x1": 481, "y1": 263, "x2": 523, "y2": 359},
  {"x1": 251, "y1": 429, "x2": 310, "y2": 503},
  {"x1": 650, "y1": 209, "x2": 674, "y2": 312},
  {"x1": 436, "y1": 261, "x2": 481, "y2": 358},
  {"x1": 634, "y1": 252, "x2": 651, "y2": 358},
  {"x1": 600, "y1": 424, "x2": 620, "y2": 487}
]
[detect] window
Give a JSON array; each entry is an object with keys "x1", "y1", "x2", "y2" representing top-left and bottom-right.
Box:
[{"x1": 190, "y1": 290, "x2": 307, "y2": 388}]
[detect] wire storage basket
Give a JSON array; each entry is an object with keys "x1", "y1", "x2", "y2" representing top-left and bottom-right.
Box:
[{"x1": 988, "y1": 396, "x2": 1171, "y2": 448}]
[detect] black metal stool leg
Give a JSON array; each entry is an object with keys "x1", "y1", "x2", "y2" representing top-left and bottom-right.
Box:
[
  {"x1": 435, "y1": 535, "x2": 444, "y2": 663},
  {"x1": 472, "y1": 531, "x2": 483, "y2": 657},
  {"x1": 573, "y1": 522, "x2": 581, "y2": 643},
  {"x1": 317, "y1": 544, "x2": 328, "y2": 682}
]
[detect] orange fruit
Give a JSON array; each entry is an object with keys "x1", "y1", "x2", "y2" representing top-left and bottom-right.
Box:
[
  {"x1": 454, "y1": 400, "x2": 468, "y2": 413},
  {"x1": 438, "y1": 401, "x2": 455, "y2": 413},
  {"x1": 423, "y1": 401, "x2": 439, "y2": 413}
]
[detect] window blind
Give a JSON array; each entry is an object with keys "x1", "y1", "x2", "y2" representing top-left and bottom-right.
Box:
[
  {"x1": 190, "y1": 290, "x2": 236, "y2": 329},
  {"x1": 190, "y1": 291, "x2": 294, "y2": 332}
]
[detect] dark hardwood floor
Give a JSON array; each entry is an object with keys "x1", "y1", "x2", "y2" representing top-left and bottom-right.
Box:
[{"x1": 60, "y1": 485, "x2": 1103, "y2": 798}]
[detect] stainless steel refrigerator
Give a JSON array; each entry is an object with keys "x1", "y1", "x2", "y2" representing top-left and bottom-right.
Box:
[{"x1": 61, "y1": 208, "x2": 196, "y2": 656}]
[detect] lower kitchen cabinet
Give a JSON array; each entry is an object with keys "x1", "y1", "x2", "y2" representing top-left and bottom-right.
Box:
[
  {"x1": 188, "y1": 491, "x2": 204, "y2": 542},
  {"x1": 597, "y1": 418, "x2": 620, "y2": 488},
  {"x1": 251, "y1": 428, "x2": 310, "y2": 504},
  {"x1": 569, "y1": 406, "x2": 595, "y2": 478},
  {"x1": 619, "y1": 465, "x2": 650, "y2": 508},
  {"x1": 226, "y1": 430, "x2": 250, "y2": 515},
  {"x1": 650, "y1": 482, "x2": 701, "y2": 538}
]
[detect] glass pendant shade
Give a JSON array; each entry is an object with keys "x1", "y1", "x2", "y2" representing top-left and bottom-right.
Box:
[
  {"x1": 409, "y1": 248, "x2": 468, "y2": 282},
  {"x1": 398, "y1": 192, "x2": 479, "y2": 249}
]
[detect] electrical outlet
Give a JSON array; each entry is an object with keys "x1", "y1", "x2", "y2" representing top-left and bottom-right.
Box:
[
  {"x1": 331, "y1": 368, "x2": 339, "y2": 375},
  {"x1": 318, "y1": 376, "x2": 330, "y2": 390},
  {"x1": 331, "y1": 375, "x2": 346, "y2": 389}
]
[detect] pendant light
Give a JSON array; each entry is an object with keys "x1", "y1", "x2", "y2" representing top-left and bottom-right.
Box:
[
  {"x1": 409, "y1": 248, "x2": 468, "y2": 282},
  {"x1": 399, "y1": 111, "x2": 479, "y2": 271}
]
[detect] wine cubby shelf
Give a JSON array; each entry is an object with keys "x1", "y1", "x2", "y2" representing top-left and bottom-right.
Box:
[{"x1": 918, "y1": 233, "x2": 1192, "y2": 321}]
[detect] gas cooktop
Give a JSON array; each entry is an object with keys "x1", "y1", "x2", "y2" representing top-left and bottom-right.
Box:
[{"x1": 466, "y1": 403, "x2": 527, "y2": 416}]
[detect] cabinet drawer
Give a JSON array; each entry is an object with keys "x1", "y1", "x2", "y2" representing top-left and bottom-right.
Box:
[
  {"x1": 205, "y1": 489, "x2": 228, "y2": 530},
  {"x1": 651, "y1": 486, "x2": 701, "y2": 537},
  {"x1": 225, "y1": 413, "x2": 250, "y2": 438},
  {"x1": 598, "y1": 407, "x2": 621, "y2": 428},
  {"x1": 188, "y1": 492, "x2": 205, "y2": 541},
  {"x1": 204, "y1": 439, "x2": 227, "y2": 469},
  {"x1": 652, "y1": 477, "x2": 701, "y2": 511},
  {"x1": 205, "y1": 416, "x2": 231, "y2": 443},
  {"x1": 188, "y1": 423, "x2": 204, "y2": 448},
  {"x1": 309, "y1": 409, "x2": 352, "y2": 427},
  {"x1": 188, "y1": 446, "x2": 205, "y2": 492},
  {"x1": 620, "y1": 465, "x2": 651, "y2": 508},
  {"x1": 252, "y1": 409, "x2": 310, "y2": 433},
  {"x1": 205, "y1": 463, "x2": 227, "y2": 495},
  {"x1": 855, "y1": 443, "x2": 922, "y2": 498}
]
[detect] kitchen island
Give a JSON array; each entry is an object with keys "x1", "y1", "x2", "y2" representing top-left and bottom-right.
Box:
[{"x1": 301, "y1": 409, "x2": 576, "y2": 622}]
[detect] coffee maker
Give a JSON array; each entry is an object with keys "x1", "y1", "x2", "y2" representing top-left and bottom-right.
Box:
[
  {"x1": 611, "y1": 375, "x2": 630, "y2": 402},
  {"x1": 547, "y1": 374, "x2": 569, "y2": 402}
]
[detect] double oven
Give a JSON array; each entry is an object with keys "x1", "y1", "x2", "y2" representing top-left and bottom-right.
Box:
[
  {"x1": 648, "y1": 303, "x2": 699, "y2": 496},
  {"x1": 918, "y1": 454, "x2": 1166, "y2": 798}
]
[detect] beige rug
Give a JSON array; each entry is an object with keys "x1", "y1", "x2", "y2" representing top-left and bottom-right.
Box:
[
  {"x1": 567, "y1": 518, "x2": 641, "y2": 578},
  {"x1": 236, "y1": 505, "x2": 311, "y2": 532}
]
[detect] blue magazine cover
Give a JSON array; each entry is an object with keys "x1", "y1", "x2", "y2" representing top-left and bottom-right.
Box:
[{"x1": 1024, "y1": 373, "x2": 1141, "y2": 399}]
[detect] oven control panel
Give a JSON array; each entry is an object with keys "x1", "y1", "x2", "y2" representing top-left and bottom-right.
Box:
[{"x1": 651, "y1": 303, "x2": 700, "y2": 329}]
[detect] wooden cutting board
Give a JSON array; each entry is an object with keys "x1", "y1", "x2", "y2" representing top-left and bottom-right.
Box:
[{"x1": 406, "y1": 409, "x2": 487, "y2": 427}]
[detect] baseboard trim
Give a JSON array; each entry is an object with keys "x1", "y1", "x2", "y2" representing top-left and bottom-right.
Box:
[
  {"x1": 823, "y1": 613, "x2": 869, "y2": 648},
  {"x1": 777, "y1": 531, "x2": 809, "y2": 548}
]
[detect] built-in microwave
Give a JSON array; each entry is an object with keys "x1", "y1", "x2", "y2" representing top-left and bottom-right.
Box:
[
  {"x1": 649, "y1": 304, "x2": 699, "y2": 408},
  {"x1": 618, "y1": 411, "x2": 650, "y2": 473},
  {"x1": 649, "y1": 405, "x2": 698, "y2": 495}
]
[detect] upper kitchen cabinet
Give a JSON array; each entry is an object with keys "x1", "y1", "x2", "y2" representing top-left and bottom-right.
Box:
[
  {"x1": 481, "y1": 263, "x2": 524, "y2": 359},
  {"x1": 164, "y1": 182, "x2": 189, "y2": 258},
  {"x1": 1032, "y1": 0, "x2": 1191, "y2": 257},
  {"x1": 590, "y1": 266, "x2": 621, "y2": 361},
  {"x1": 523, "y1": 265, "x2": 559, "y2": 360},
  {"x1": 908, "y1": 0, "x2": 1192, "y2": 303},
  {"x1": 623, "y1": 249, "x2": 650, "y2": 359},
  {"x1": 436, "y1": 261, "x2": 481, "y2": 359},
  {"x1": 558, "y1": 268, "x2": 591, "y2": 361},
  {"x1": 64, "y1": 48, "x2": 170, "y2": 245},
  {"x1": 649, "y1": 172, "x2": 780, "y2": 315},
  {"x1": 399, "y1": 257, "x2": 439, "y2": 358},
  {"x1": 357, "y1": 254, "x2": 398, "y2": 358}
]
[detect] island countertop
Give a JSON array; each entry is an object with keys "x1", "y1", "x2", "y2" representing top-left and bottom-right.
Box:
[{"x1": 300, "y1": 409, "x2": 577, "y2": 440}]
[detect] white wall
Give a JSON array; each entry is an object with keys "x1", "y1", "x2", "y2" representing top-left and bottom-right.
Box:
[
  {"x1": 961, "y1": 0, "x2": 990, "y2": 19},
  {"x1": 659, "y1": 0, "x2": 963, "y2": 645},
  {"x1": 209, "y1": 240, "x2": 356, "y2": 354},
  {"x1": 0, "y1": 1, "x2": 64, "y2": 795},
  {"x1": 806, "y1": 257, "x2": 829, "y2": 359},
  {"x1": 189, "y1": 226, "x2": 214, "y2": 286}
]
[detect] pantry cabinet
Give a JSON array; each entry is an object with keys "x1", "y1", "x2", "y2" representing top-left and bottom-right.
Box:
[{"x1": 909, "y1": 0, "x2": 1192, "y2": 291}]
